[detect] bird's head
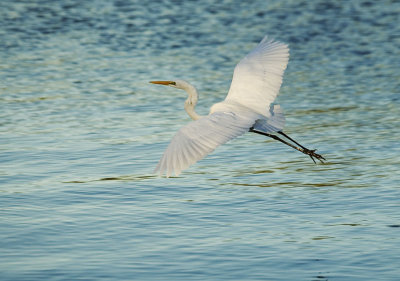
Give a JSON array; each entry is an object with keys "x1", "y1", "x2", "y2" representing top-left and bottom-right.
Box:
[
  {"x1": 149, "y1": 79, "x2": 199, "y2": 116},
  {"x1": 150, "y1": 80, "x2": 177, "y2": 88},
  {"x1": 149, "y1": 79, "x2": 194, "y2": 91}
]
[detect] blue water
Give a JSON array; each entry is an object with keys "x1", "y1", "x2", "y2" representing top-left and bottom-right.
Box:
[{"x1": 1, "y1": 0, "x2": 400, "y2": 280}]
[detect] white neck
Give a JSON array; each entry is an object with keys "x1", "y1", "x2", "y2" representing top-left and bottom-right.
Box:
[{"x1": 179, "y1": 81, "x2": 202, "y2": 121}]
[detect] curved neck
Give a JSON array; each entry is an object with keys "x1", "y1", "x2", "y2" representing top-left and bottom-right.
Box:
[{"x1": 182, "y1": 82, "x2": 202, "y2": 121}]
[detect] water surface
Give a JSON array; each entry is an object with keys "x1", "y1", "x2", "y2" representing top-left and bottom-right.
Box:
[{"x1": 1, "y1": 0, "x2": 400, "y2": 280}]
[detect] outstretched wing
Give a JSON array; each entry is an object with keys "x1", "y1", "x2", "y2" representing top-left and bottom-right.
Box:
[
  {"x1": 225, "y1": 36, "x2": 289, "y2": 117},
  {"x1": 155, "y1": 112, "x2": 256, "y2": 177}
]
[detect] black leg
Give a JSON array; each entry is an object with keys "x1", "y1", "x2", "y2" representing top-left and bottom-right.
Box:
[
  {"x1": 278, "y1": 131, "x2": 307, "y2": 150},
  {"x1": 277, "y1": 131, "x2": 326, "y2": 163},
  {"x1": 249, "y1": 127, "x2": 325, "y2": 163},
  {"x1": 250, "y1": 128, "x2": 305, "y2": 153}
]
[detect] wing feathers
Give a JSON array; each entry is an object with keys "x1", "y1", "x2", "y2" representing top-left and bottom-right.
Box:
[
  {"x1": 155, "y1": 111, "x2": 256, "y2": 177},
  {"x1": 226, "y1": 36, "x2": 289, "y2": 117}
]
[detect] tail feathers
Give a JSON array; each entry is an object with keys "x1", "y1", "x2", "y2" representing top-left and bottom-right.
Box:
[{"x1": 253, "y1": 104, "x2": 285, "y2": 133}]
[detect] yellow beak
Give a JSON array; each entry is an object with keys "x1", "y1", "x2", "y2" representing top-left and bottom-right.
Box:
[{"x1": 149, "y1": 81, "x2": 176, "y2": 86}]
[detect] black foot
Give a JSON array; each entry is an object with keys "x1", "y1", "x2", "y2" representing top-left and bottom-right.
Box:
[{"x1": 302, "y1": 148, "x2": 326, "y2": 164}]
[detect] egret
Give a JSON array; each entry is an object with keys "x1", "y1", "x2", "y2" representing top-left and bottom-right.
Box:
[{"x1": 150, "y1": 35, "x2": 325, "y2": 177}]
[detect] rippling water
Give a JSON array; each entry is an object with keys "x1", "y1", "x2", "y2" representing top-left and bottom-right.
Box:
[{"x1": 1, "y1": 1, "x2": 400, "y2": 280}]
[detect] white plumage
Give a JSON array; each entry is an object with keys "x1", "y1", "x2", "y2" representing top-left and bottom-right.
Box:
[
  {"x1": 151, "y1": 35, "x2": 290, "y2": 177},
  {"x1": 155, "y1": 110, "x2": 259, "y2": 177},
  {"x1": 226, "y1": 37, "x2": 289, "y2": 117}
]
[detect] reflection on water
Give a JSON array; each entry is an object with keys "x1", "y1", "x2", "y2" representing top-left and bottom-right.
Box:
[{"x1": 1, "y1": 0, "x2": 400, "y2": 280}]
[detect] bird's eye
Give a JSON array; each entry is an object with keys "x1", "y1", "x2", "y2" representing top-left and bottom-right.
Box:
[{"x1": 170, "y1": 82, "x2": 176, "y2": 85}]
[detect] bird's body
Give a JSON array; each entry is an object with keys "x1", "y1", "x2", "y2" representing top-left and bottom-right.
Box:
[{"x1": 151, "y1": 35, "x2": 324, "y2": 177}]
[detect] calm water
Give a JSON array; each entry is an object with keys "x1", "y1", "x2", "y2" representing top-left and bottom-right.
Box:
[{"x1": 1, "y1": 0, "x2": 400, "y2": 280}]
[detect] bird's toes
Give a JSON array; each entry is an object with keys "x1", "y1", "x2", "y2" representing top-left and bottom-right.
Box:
[{"x1": 304, "y1": 148, "x2": 325, "y2": 164}]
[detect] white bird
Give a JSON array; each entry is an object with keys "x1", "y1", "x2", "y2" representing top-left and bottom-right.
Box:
[{"x1": 150, "y1": 35, "x2": 325, "y2": 177}]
